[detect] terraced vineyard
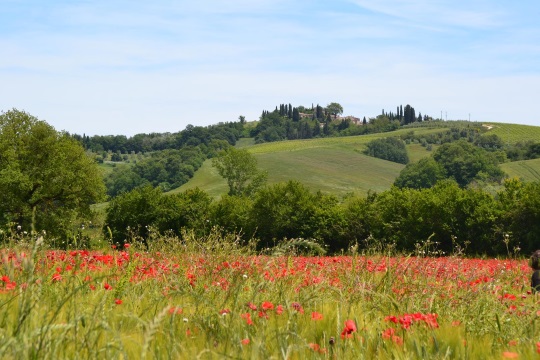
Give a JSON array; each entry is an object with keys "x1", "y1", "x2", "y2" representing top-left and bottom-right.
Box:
[{"x1": 482, "y1": 122, "x2": 540, "y2": 144}]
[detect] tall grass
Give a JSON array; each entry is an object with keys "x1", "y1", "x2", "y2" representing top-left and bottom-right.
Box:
[{"x1": 0, "y1": 231, "x2": 538, "y2": 359}]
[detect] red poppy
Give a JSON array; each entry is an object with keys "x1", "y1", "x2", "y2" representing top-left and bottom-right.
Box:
[
  {"x1": 341, "y1": 319, "x2": 357, "y2": 339},
  {"x1": 311, "y1": 312, "x2": 323, "y2": 320},
  {"x1": 261, "y1": 301, "x2": 274, "y2": 310},
  {"x1": 114, "y1": 299, "x2": 122, "y2": 305},
  {"x1": 502, "y1": 351, "x2": 519, "y2": 359}
]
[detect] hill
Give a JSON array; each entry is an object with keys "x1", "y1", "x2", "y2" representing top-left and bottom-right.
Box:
[
  {"x1": 174, "y1": 127, "x2": 445, "y2": 198},
  {"x1": 482, "y1": 122, "x2": 540, "y2": 144},
  {"x1": 501, "y1": 158, "x2": 540, "y2": 182}
]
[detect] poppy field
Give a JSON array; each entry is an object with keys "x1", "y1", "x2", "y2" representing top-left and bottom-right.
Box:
[{"x1": 0, "y1": 239, "x2": 539, "y2": 359}]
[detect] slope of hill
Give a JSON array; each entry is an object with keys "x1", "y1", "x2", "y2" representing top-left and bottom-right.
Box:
[
  {"x1": 174, "y1": 127, "x2": 445, "y2": 198},
  {"x1": 482, "y1": 122, "x2": 540, "y2": 144},
  {"x1": 501, "y1": 158, "x2": 540, "y2": 182}
]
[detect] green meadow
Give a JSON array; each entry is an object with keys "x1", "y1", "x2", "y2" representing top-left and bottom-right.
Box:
[{"x1": 175, "y1": 127, "x2": 444, "y2": 198}]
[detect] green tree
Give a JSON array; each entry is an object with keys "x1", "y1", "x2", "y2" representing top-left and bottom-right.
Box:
[
  {"x1": 212, "y1": 148, "x2": 267, "y2": 197},
  {"x1": 326, "y1": 102, "x2": 344, "y2": 118},
  {"x1": 0, "y1": 109, "x2": 106, "y2": 239},
  {"x1": 433, "y1": 140, "x2": 506, "y2": 187},
  {"x1": 394, "y1": 157, "x2": 445, "y2": 189},
  {"x1": 364, "y1": 137, "x2": 409, "y2": 164}
]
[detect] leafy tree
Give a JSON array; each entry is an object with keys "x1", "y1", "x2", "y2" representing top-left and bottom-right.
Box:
[
  {"x1": 104, "y1": 185, "x2": 163, "y2": 247},
  {"x1": 433, "y1": 140, "x2": 506, "y2": 187},
  {"x1": 326, "y1": 102, "x2": 344, "y2": 118},
  {"x1": 0, "y1": 109, "x2": 105, "y2": 239},
  {"x1": 364, "y1": 137, "x2": 409, "y2": 164},
  {"x1": 394, "y1": 157, "x2": 445, "y2": 189},
  {"x1": 249, "y1": 181, "x2": 322, "y2": 249},
  {"x1": 212, "y1": 148, "x2": 267, "y2": 197}
]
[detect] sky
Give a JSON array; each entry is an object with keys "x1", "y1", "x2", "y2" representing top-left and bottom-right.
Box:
[{"x1": 1, "y1": 0, "x2": 539, "y2": 136}]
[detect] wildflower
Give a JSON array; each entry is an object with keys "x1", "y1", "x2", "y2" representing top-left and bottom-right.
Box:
[
  {"x1": 261, "y1": 301, "x2": 274, "y2": 310},
  {"x1": 311, "y1": 312, "x2": 324, "y2": 321},
  {"x1": 536, "y1": 342, "x2": 540, "y2": 354},
  {"x1": 240, "y1": 313, "x2": 253, "y2": 325},
  {"x1": 382, "y1": 327, "x2": 396, "y2": 339},
  {"x1": 502, "y1": 351, "x2": 519, "y2": 358},
  {"x1": 276, "y1": 304, "x2": 284, "y2": 315},
  {"x1": 241, "y1": 338, "x2": 250, "y2": 345},
  {"x1": 219, "y1": 309, "x2": 230, "y2": 316},
  {"x1": 508, "y1": 340, "x2": 518, "y2": 346},
  {"x1": 169, "y1": 307, "x2": 183, "y2": 315},
  {"x1": 291, "y1": 302, "x2": 304, "y2": 314},
  {"x1": 104, "y1": 283, "x2": 112, "y2": 290},
  {"x1": 392, "y1": 335, "x2": 404, "y2": 346},
  {"x1": 124, "y1": 243, "x2": 131, "y2": 249},
  {"x1": 52, "y1": 272, "x2": 62, "y2": 282},
  {"x1": 341, "y1": 319, "x2": 357, "y2": 339},
  {"x1": 247, "y1": 302, "x2": 257, "y2": 311},
  {"x1": 114, "y1": 299, "x2": 122, "y2": 305},
  {"x1": 258, "y1": 311, "x2": 269, "y2": 319}
]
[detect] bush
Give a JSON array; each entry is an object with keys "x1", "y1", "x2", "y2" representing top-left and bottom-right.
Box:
[{"x1": 364, "y1": 137, "x2": 409, "y2": 164}]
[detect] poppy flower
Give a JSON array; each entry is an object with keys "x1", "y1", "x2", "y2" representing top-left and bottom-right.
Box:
[
  {"x1": 311, "y1": 312, "x2": 323, "y2": 320},
  {"x1": 261, "y1": 301, "x2": 274, "y2": 310},
  {"x1": 502, "y1": 351, "x2": 519, "y2": 358},
  {"x1": 114, "y1": 299, "x2": 122, "y2": 305},
  {"x1": 341, "y1": 319, "x2": 357, "y2": 339}
]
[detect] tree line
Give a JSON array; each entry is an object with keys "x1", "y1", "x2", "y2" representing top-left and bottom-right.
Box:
[
  {"x1": 104, "y1": 178, "x2": 538, "y2": 257},
  {"x1": 71, "y1": 122, "x2": 244, "y2": 154}
]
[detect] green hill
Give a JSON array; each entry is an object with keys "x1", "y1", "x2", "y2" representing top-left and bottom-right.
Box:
[
  {"x1": 501, "y1": 158, "x2": 540, "y2": 182},
  {"x1": 174, "y1": 127, "x2": 444, "y2": 198},
  {"x1": 481, "y1": 122, "x2": 540, "y2": 144}
]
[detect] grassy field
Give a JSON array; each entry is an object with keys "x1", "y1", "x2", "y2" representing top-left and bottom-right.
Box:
[
  {"x1": 175, "y1": 127, "x2": 444, "y2": 198},
  {"x1": 0, "y1": 240, "x2": 537, "y2": 359},
  {"x1": 501, "y1": 158, "x2": 540, "y2": 182}
]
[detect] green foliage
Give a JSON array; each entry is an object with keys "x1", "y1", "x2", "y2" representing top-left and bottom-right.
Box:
[
  {"x1": 394, "y1": 157, "x2": 445, "y2": 189},
  {"x1": 433, "y1": 140, "x2": 506, "y2": 187},
  {"x1": 326, "y1": 102, "x2": 343, "y2": 117},
  {"x1": 0, "y1": 109, "x2": 106, "y2": 241},
  {"x1": 105, "y1": 147, "x2": 208, "y2": 197},
  {"x1": 104, "y1": 186, "x2": 213, "y2": 246},
  {"x1": 364, "y1": 137, "x2": 409, "y2": 164},
  {"x1": 498, "y1": 179, "x2": 540, "y2": 254},
  {"x1": 212, "y1": 148, "x2": 267, "y2": 197},
  {"x1": 249, "y1": 181, "x2": 341, "y2": 250},
  {"x1": 104, "y1": 186, "x2": 164, "y2": 246}
]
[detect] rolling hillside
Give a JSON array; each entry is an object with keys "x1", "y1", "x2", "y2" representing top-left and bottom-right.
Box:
[
  {"x1": 501, "y1": 158, "x2": 540, "y2": 182},
  {"x1": 174, "y1": 127, "x2": 444, "y2": 198}
]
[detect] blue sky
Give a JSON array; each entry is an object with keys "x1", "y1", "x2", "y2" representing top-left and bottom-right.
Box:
[{"x1": 1, "y1": 0, "x2": 539, "y2": 135}]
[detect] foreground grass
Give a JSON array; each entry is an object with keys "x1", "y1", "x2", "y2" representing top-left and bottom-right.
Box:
[{"x1": 0, "y1": 235, "x2": 538, "y2": 359}]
